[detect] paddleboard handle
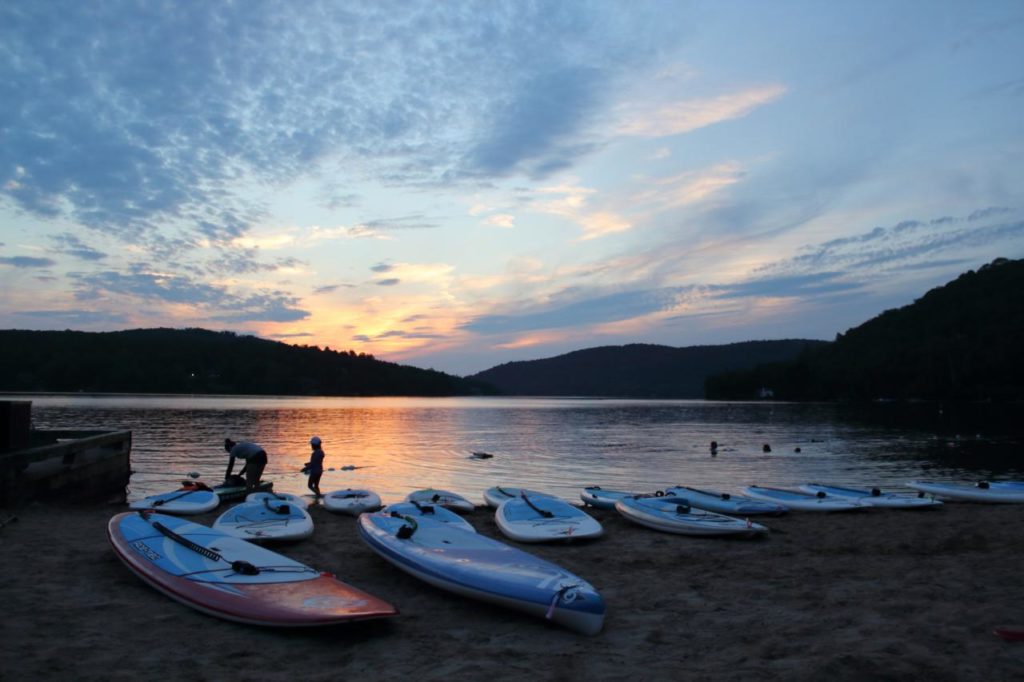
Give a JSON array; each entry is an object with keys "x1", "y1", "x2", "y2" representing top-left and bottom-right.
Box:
[
  {"x1": 231, "y1": 560, "x2": 260, "y2": 576},
  {"x1": 389, "y1": 513, "x2": 419, "y2": 539}
]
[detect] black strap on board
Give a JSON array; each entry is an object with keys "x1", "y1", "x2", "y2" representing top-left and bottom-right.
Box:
[{"x1": 521, "y1": 492, "x2": 553, "y2": 518}]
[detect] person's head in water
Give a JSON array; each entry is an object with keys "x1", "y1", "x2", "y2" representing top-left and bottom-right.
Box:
[{"x1": 762, "y1": 443, "x2": 772, "y2": 453}]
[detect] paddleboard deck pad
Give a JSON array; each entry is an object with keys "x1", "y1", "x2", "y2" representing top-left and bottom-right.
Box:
[{"x1": 108, "y1": 511, "x2": 397, "y2": 626}]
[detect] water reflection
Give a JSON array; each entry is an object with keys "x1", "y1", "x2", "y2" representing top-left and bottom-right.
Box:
[{"x1": 13, "y1": 394, "x2": 1022, "y2": 503}]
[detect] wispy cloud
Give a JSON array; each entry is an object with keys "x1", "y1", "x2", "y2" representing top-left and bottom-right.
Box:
[
  {"x1": 612, "y1": 85, "x2": 787, "y2": 138},
  {"x1": 0, "y1": 255, "x2": 56, "y2": 268}
]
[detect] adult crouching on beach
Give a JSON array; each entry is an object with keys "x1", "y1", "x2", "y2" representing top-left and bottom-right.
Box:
[{"x1": 224, "y1": 438, "x2": 268, "y2": 492}]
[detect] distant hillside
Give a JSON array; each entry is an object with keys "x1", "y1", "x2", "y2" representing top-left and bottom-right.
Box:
[
  {"x1": 0, "y1": 328, "x2": 494, "y2": 396},
  {"x1": 706, "y1": 258, "x2": 1024, "y2": 401},
  {"x1": 468, "y1": 340, "x2": 827, "y2": 398}
]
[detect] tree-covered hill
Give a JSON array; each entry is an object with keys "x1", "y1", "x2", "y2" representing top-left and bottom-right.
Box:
[
  {"x1": 706, "y1": 258, "x2": 1024, "y2": 401},
  {"x1": 468, "y1": 340, "x2": 826, "y2": 398},
  {"x1": 0, "y1": 328, "x2": 494, "y2": 396}
]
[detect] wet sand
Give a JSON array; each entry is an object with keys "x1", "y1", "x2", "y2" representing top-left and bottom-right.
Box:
[{"x1": 1, "y1": 498, "x2": 1023, "y2": 680}]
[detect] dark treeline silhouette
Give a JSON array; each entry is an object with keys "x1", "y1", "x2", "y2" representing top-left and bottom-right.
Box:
[
  {"x1": 706, "y1": 258, "x2": 1024, "y2": 401},
  {"x1": 469, "y1": 340, "x2": 825, "y2": 398},
  {"x1": 0, "y1": 328, "x2": 495, "y2": 396}
]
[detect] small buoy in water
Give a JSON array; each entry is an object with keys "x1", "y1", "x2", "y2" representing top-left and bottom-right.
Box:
[
  {"x1": 762, "y1": 444, "x2": 772, "y2": 453},
  {"x1": 187, "y1": 471, "x2": 201, "y2": 479},
  {"x1": 794, "y1": 447, "x2": 801, "y2": 453}
]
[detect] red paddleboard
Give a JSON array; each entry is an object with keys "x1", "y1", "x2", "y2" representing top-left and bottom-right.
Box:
[
  {"x1": 109, "y1": 511, "x2": 397, "y2": 627},
  {"x1": 994, "y1": 627, "x2": 1024, "y2": 642}
]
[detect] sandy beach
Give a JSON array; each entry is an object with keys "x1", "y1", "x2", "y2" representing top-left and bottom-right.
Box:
[{"x1": 1, "y1": 497, "x2": 1023, "y2": 680}]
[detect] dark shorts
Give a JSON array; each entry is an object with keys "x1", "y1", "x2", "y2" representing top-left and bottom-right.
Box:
[{"x1": 249, "y1": 451, "x2": 268, "y2": 466}]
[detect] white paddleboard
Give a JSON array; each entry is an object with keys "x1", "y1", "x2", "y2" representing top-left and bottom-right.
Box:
[
  {"x1": 906, "y1": 480, "x2": 1024, "y2": 504},
  {"x1": 615, "y1": 495, "x2": 768, "y2": 537},
  {"x1": 322, "y1": 489, "x2": 382, "y2": 516},
  {"x1": 404, "y1": 488, "x2": 475, "y2": 514},
  {"x1": 799, "y1": 483, "x2": 942, "y2": 509},
  {"x1": 742, "y1": 485, "x2": 865, "y2": 512},
  {"x1": 580, "y1": 486, "x2": 641, "y2": 510},
  {"x1": 129, "y1": 484, "x2": 219, "y2": 515},
  {"x1": 495, "y1": 494, "x2": 603, "y2": 543},
  {"x1": 213, "y1": 498, "x2": 314, "y2": 541},
  {"x1": 358, "y1": 512, "x2": 605, "y2": 635}
]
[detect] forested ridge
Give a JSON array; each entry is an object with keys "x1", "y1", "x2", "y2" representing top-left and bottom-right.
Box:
[
  {"x1": 0, "y1": 328, "x2": 494, "y2": 396},
  {"x1": 705, "y1": 258, "x2": 1024, "y2": 401},
  {"x1": 469, "y1": 339, "x2": 826, "y2": 398}
]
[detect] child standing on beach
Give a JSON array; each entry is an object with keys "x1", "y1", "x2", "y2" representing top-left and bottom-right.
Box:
[{"x1": 304, "y1": 436, "x2": 325, "y2": 498}]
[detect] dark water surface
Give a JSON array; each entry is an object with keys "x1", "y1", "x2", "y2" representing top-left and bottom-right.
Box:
[{"x1": 13, "y1": 394, "x2": 1022, "y2": 503}]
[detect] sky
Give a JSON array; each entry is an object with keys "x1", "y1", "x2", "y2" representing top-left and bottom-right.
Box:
[{"x1": 2, "y1": 1, "x2": 1023, "y2": 376}]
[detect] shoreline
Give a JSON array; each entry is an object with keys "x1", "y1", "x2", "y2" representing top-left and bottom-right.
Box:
[{"x1": 2, "y1": 500, "x2": 1023, "y2": 680}]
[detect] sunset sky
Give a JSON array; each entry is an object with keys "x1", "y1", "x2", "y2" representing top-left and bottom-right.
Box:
[{"x1": 2, "y1": 1, "x2": 1022, "y2": 375}]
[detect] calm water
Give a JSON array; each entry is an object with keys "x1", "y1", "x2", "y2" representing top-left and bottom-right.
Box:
[{"x1": 13, "y1": 394, "x2": 1023, "y2": 503}]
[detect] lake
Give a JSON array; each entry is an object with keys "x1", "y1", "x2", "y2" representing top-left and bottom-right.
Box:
[{"x1": 14, "y1": 394, "x2": 1023, "y2": 503}]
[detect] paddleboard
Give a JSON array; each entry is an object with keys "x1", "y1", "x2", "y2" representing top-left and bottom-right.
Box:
[
  {"x1": 383, "y1": 501, "x2": 476, "y2": 533},
  {"x1": 108, "y1": 511, "x2": 397, "y2": 626},
  {"x1": 129, "y1": 483, "x2": 219, "y2": 515},
  {"x1": 213, "y1": 479, "x2": 273, "y2": 503},
  {"x1": 615, "y1": 496, "x2": 768, "y2": 537},
  {"x1": 742, "y1": 485, "x2": 865, "y2": 512},
  {"x1": 799, "y1": 483, "x2": 942, "y2": 509},
  {"x1": 662, "y1": 486, "x2": 788, "y2": 516},
  {"x1": 484, "y1": 486, "x2": 556, "y2": 509},
  {"x1": 322, "y1": 489, "x2": 382, "y2": 516},
  {"x1": 213, "y1": 498, "x2": 314, "y2": 542},
  {"x1": 404, "y1": 489, "x2": 475, "y2": 514},
  {"x1": 246, "y1": 491, "x2": 310, "y2": 510},
  {"x1": 906, "y1": 480, "x2": 1024, "y2": 504},
  {"x1": 579, "y1": 486, "x2": 640, "y2": 510},
  {"x1": 358, "y1": 512, "x2": 604, "y2": 635},
  {"x1": 495, "y1": 494, "x2": 603, "y2": 543},
  {"x1": 994, "y1": 626, "x2": 1024, "y2": 642}
]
